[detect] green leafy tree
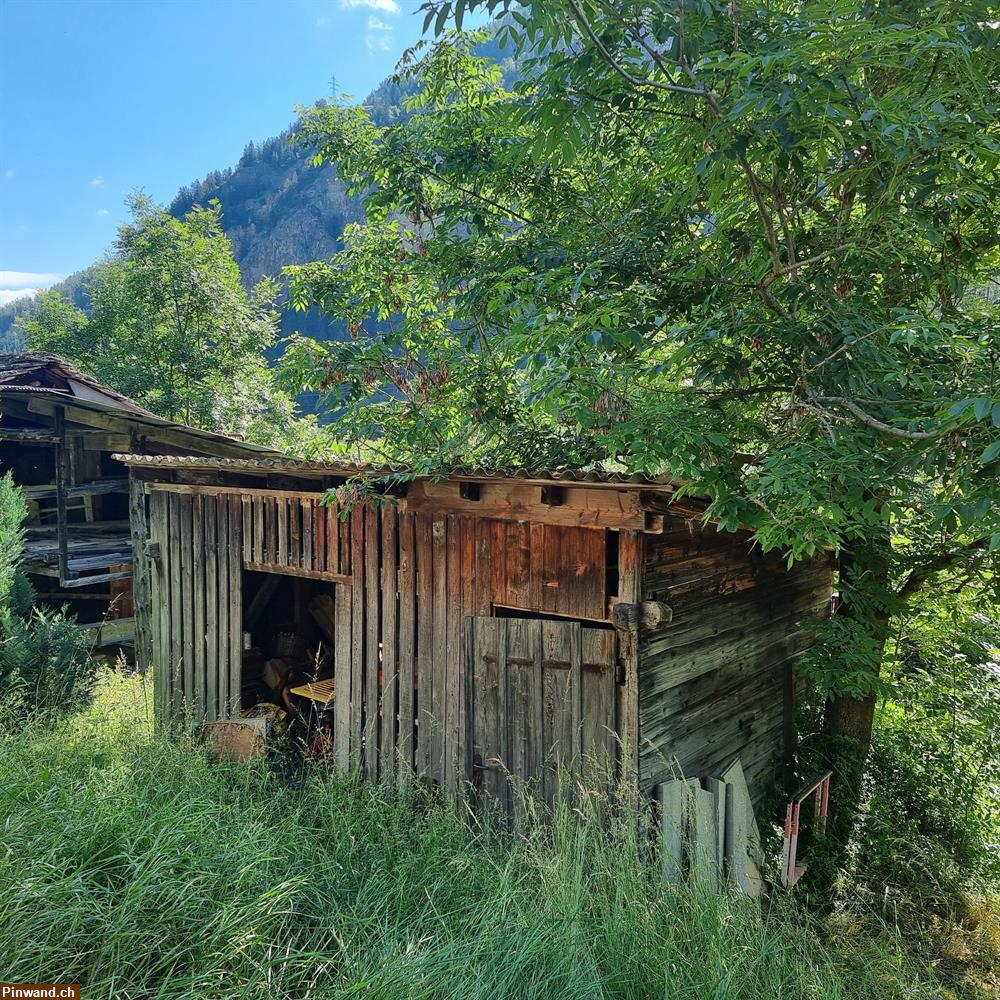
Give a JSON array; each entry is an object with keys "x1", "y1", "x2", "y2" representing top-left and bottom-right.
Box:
[
  {"x1": 20, "y1": 196, "x2": 295, "y2": 445},
  {"x1": 283, "y1": 2, "x2": 1000, "y2": 856}
]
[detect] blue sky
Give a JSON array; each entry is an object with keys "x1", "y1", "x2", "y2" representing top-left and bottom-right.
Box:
[{"x1": 0, "y1": 0, "x2": 468, "y2": 306}]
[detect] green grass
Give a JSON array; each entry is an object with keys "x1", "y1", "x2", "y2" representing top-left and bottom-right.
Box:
[{"x1": 0, "y1": 673, "x2": 988, "y2": 999}]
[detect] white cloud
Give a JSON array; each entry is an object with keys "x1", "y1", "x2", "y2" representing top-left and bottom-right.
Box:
[
  {"x1": 365, "y1": 11, "x2": 394, "y2": 51},
  {"x1": 0, "y1": 270, "x2": 66, "y2": 290},
  {"x1": 315, "y1": 14, "x2": 332, "y2": 26},
  {"x1": 89, "y1": 175, "x2": 104, "y2": 187},
  {"x1": 0, "y1": 287, "x2": 40, "y2": 307},
  {"x1": 366, "y1": 32, "x2": 393, "y2": 52},
  {"x1": 341, "y1": 0, "x2": 400, "y2": 13},
  {"x1": 3, "y1": 168, "x2": 14, "y2": 179},
  {"x1": 96, "y1": 208, "x2": 110, "y2": 216}
]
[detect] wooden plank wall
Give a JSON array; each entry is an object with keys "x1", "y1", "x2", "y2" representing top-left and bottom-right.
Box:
[
  {"x1": 147, "y1": 489, "x2": 242, "y2": 722},
  {"x1": 638, "y1": 522, "x2": 834, "y2": 801},
  {"x1": 142, "y1": 485, "x2": 628, "y2": 797}
]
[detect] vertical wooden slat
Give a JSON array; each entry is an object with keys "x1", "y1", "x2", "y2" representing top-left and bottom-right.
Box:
[
  {"x1": 397, "y1": 512, "x2": 416, "y2": 775},
  {"x1": 167, "y1": 493, "x2": 183, "y2": 717},
  {"x1": 150, "y1": 489, "x2": 169, "y2": 722},
  {"x1": 460, "y1": 517, "x2": 475, "y2": 787},
  {"x1": 128, "y1": 476, "x2": 152, "y2": 676},
  {"x1": 179, "y1": 494, "x2": 195, "y2": 717},
  {"x1": 242, "y1": 495, "x2": 252, "y2": 564},
  {"x1": 302, "y1": 498, "x2": 313, "y2": 572},
  {"x1": 227, "y1": 494, "x2": 242, "y2": 720},
  {"x1": 277, "y1": 496, "x2": 288, "y2": 565},
  {"x1": 325, "y1": 503, "x2": 338, "y2": 574},
  {"x1": 204, "y1": 496, "x2": 219, "y2": 722},
  {"x1": 444, "y1": 515, "x2": 463, "y2": 792},
  {"x1": 618, "y1": 530, "x2": 642, "y2": 782},
  {"x1": 350, "y1": 508, "x2": 365, "y2": 773},
  {"x1": 474, "y1": 518, "x2": 492, "y2": 616},
  {"x1": 364, "y1": 505, "x2": 380, "y2": 780},
  {"x1": 53, "y1": 408, "x2": 69, "y2": 586},
  {"x1": 216, "y1": 494, "x2": 231, "y2": 716},
  {"x1": 497, "y1": 618, "x2": 509, "y2": 811},
  {"x1": 569, "y1": 622, "x2": 583, "y2": 777},
  {"x1": 380, "y1": 503, "x2": 398, "y2": 778},
  {"x1": 540, "y1": 621, "x2": 569, "y2": 805},
  {"x1": 471, "y1": 616, "x2": 503, "y2": 806},
  {"x1": 430, "y1": 515, "x2": 448, "y2": 785},
  {"x1": 580, "y1": 629, "x2": 617, "y2": 785},
  {"x1": 313, "y1": 498, "x2": 325, "y2": 574},
  {"x1": 253, "y1": 495, "x2": 264, "y2": 564},
  {"x1": 288, "y1": 498, "x2": 300, "y2": 568},
  {"x1": 334, "y1": 580, "x2": 352, "y2": 771},
  {"x1": 268, "y1": 496, "x2": 279, "y2": 564},
  {"x1": 339, "y1": 509, "x2": 350, "y2": 576},
  {"x1": 505, "y1": 618, "x2": 535, "y2": 813},
  {"x1": 415, "y1": 513, "x2": 434, "y2": 777},
  {"x1": 192, "y1": 495, "x2": 206, "y2": 720},
  {"x1": 528, "y1": 522, "x2": 544, "y2": 610},
  {"x1": 689, "y1": 780, "x2": 718, "y2": 893}
]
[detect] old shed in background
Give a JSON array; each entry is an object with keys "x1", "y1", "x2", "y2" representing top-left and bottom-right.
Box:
[
  {"x1": 121, "y1": 454, "x2": 834, "y2": 805},
  {"x1": 0, "y1": 353, "x2": 276, "y2": 644}
]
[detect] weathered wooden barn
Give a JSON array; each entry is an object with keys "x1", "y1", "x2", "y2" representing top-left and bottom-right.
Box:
[
  {"x1": 121, "y1": 453, "x2": 834, "y2": 805},
  {"x1": 0, "y1": 353, "x2": 276, "y2": 638}
]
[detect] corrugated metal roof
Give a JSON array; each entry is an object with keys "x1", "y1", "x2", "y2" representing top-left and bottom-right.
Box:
[{"x1": 112, "y1": 453, "x2": 679, "y2": 490}]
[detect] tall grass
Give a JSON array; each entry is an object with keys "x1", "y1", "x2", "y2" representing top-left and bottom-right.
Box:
[{"x1": 0, "y1": 673, "x2": 982, "y2": 999}]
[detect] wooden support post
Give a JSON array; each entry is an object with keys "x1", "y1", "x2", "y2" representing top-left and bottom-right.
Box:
[
  {"x1": 54, "y1": 406, "x2": 70, "y2": 586},
  {"x1": 128, "y1": 475, "x2": 152, "y2": 674}
]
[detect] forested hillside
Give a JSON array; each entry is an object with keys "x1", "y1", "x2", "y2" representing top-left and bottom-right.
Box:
[{"x1": 0, "y1": 39, "x2": 511, "y2": 354}]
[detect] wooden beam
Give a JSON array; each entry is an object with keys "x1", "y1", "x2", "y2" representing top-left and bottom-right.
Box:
[
  {"x1": 243, "y1": 561, "x2": 352, "y2": 585},
  {"x1": 146, "y1": 482, "x2": 328, "y2": 501},
  {"x1": 0, "y1": 427, "x2": 58, "y2": 444},
  {"x1": 404, "y1": 480, "x2": 663, "y2": 532}
]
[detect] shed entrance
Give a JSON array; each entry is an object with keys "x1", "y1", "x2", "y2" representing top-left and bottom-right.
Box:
[{"x1": 467, "y1": 616, "x2": 619, "y2": 808}]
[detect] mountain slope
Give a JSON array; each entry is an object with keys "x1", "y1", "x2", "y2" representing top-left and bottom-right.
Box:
[
  {"x1": 0, "y1": 35, "x2": 513, "y2": 354},
  {"x1": 0, "y1": 77, "x2": 411, "y2": 352}
]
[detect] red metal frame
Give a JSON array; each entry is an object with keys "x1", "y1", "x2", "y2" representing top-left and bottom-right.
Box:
[{"x1": 782, "y1": 771, "x2": 831, "y2": 887}]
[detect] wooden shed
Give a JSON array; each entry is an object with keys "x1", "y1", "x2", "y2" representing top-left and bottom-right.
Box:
[
  {"x1": 0, "y1": 353, "x2": 276, "y2": 640},
  {"x1": 121, "y1": 454, "x2": 834, "y2": 804}
]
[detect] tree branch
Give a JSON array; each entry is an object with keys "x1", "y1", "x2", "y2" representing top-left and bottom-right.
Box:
[
  {"x1": 566, "y1": 0, "x2": 709, "y2": 98},
  {"x1": 897, "y1": 536, "x2": 990, "y2": 602},
  {"x1": 810, "y1": 395, "x2": 947, "y2": 440}
]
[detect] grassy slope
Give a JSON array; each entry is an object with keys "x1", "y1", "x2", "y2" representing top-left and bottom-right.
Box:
[{"x1": 0, "y1": 674, "x2": 987, "y2": 999}]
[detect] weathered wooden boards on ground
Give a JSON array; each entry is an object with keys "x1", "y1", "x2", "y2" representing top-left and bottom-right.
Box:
[{"x1": 657, "y1": 756, "x2": 764, "y2": 895}]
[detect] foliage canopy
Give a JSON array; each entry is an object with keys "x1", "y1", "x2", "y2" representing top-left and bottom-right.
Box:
[{"x1": 20, "y1": 196, "x2": 296, "y2": 445}]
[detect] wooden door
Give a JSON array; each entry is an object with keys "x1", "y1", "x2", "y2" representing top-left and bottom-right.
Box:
[{"x1": 467, "y1": 616, "x2": 619, "y2": 809}]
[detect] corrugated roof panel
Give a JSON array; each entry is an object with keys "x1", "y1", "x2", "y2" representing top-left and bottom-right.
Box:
[{"x1": 112, "y1": 453, "x2": 679, "y2": 490}]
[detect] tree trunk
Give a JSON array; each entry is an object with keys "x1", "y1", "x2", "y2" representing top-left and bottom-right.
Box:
[{"x1": 818, "y1": 533, "x2": 892, "y2": 885}]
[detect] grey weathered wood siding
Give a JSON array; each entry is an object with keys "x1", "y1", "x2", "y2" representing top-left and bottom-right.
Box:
[
  {"x1": 638, "y1": 522, "x2": 834, "y2": 800},
  {"x1": 147, "y1": 488, "x2": 243, "y2": 723}
]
